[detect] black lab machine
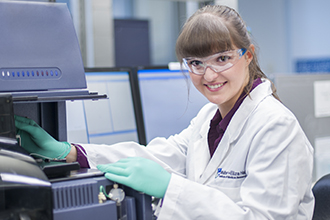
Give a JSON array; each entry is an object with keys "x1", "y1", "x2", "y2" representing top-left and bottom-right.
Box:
[{"x1": 0, "y1": 1, "x2": 152, "y2": 220}]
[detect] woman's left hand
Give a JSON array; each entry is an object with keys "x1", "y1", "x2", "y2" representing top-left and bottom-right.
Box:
[{"x1": 97, "y1": 157, "x2": 171, "y2": 198}]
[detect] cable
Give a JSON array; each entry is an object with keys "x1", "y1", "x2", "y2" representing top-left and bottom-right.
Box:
[{"x1": 98, "y1": 185, "x2": 108, "y2": 204}]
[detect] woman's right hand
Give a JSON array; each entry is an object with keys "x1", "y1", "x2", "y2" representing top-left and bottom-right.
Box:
[{"x1": 15, "y1": 115, "x2": 72, "y2": 159}]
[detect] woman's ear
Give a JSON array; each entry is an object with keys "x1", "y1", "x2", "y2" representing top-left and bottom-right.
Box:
[{"x1": 245, "y1": 44, "x2": 255, "y2": 65}]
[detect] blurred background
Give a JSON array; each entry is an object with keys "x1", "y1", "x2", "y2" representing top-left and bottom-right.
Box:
[{"x1": 13, "y1": 0, "x2": 330, "y2": 76}]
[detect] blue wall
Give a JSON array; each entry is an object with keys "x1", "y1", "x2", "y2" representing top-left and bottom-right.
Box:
[{"x1": 239, "y1": 0, "x2": 330, "y2": 74}]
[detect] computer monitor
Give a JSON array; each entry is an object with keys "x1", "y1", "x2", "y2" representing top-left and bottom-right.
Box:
[
  {"x1": 137, "y1": 66, "x2": 209, "y2": 143},
  {"x1": 66, "y1": 68, "x2": 146, "y2": 145}
]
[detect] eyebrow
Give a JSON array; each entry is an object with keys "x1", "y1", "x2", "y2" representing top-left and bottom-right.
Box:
[{"x1": 186, "y1": 51, "x2": 233, "y2": 60}]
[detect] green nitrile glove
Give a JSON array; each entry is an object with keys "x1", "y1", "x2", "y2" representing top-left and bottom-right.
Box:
[
  {"x1": 15, "y1": 115, "x2": 71, "y2": 159},
  {"x1": 97, "y1": 157, "x2": 171, "y2": 198}
]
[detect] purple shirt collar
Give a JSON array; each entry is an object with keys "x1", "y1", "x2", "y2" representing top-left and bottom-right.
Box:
[
  {"x1": 208, "y1": 78, "x2": 262, "y2": 157},
  {"x1": 218, "y1": 78, "x2": 262, "y2": 128}
]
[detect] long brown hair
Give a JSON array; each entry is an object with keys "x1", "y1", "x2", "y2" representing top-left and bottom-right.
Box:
[{"x1": 176, "y1": 5, "x2": 279, "y2": 100}]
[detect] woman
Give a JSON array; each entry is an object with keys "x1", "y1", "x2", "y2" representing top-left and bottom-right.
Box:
[{"x1": 16, "y1": 5, "x2": 314, "y2": 219}]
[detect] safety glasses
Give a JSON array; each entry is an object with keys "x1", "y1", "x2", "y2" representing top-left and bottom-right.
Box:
[{"x1": 182, "y1": 48, "x2": 247, "y2": 75}]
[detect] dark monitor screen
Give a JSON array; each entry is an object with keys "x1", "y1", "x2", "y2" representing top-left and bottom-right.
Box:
[
  {"x1": 137, "y1": 66, "x2": 209, "y2": 143},
  {"x1": 66, "y1": 68, "x2": 146, "y2": 145}
]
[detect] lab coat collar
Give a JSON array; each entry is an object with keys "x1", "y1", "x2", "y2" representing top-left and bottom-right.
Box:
[
  {"x1": 198, "y1": 79, "x2": 271, "y2": 141},
  {"x1": 226, "y1": 78, "x2": 272, "y2": 143},
  {"x1": 199, "y1": 78, "x2": 273, "y2": 183},
  {"x1": 199, "y1": 117, "x2": 212, "y2": 138}
]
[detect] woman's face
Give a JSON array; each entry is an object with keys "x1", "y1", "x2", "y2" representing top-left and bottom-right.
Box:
[{"x1": 188, "y1": 46, "x2": 254, "y2": 117}]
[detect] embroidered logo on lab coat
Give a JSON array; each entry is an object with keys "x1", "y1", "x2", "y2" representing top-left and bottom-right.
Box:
[{"x1": 216, "y1": 168, "x2": 247, "y2": 179}]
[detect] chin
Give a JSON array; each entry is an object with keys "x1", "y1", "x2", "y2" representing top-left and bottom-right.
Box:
[{"x1": 207, "y1": 98, "x2": 223, "y2": 106}]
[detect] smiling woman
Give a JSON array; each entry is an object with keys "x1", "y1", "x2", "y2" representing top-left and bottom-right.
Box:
[
  {"x1": 16, "y1": 4, "x2": 314, "y2": 220},
  {"x1": 176, "y1": 6, "x2": 278, "y2": 104},
  {"x1": 182, "y1": 46, "x2": 250, "y2": 117}
]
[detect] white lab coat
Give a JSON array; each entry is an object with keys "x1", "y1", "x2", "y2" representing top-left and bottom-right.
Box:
[{"x1": 81, "y1": 79, "x2": 314, "y2": 219}]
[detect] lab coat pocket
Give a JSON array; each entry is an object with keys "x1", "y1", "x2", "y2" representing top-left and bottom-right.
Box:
[
  {"x1": 210, "y1": 177, "x2": 245, "y2": 203},
  {"x1": 218, "y1": 186, "x2": 241, "y2": 203}
]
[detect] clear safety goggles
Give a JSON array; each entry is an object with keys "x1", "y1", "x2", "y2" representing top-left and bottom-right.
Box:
[{"x1": 182, "y1": 48, "x2": 247, "y2": 75}]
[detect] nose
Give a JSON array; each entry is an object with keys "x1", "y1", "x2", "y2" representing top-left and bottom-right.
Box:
[{"x1": 203, "y1": 66, "x2": 219, "y2": 82}]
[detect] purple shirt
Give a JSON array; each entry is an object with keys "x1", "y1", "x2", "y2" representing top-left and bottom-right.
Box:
[
  {"x1": 207, "y1": 78, "x2": 262, "y2": 157},
  {"x1": 72, "y1": 143, "x2": 90, "y2": 168}
]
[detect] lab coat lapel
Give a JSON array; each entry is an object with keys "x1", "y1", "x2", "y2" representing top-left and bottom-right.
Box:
[
  {"x1": 187, "y1": 119, "x2": 210, "y2": 182},
  {"x1": 197, "y1": 97, "x2": 248, "y2": 184},
  {"x1": 198, "y1": 132, "x2": 231, "y2": 184},
  {"x1": 197, "y1": 79, "x2": 273, "y2": 184}
]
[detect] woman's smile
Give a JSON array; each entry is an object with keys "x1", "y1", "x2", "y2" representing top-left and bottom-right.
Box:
[{"x1": 205, "y1": 82, "x2": 227, "y2": 91}]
